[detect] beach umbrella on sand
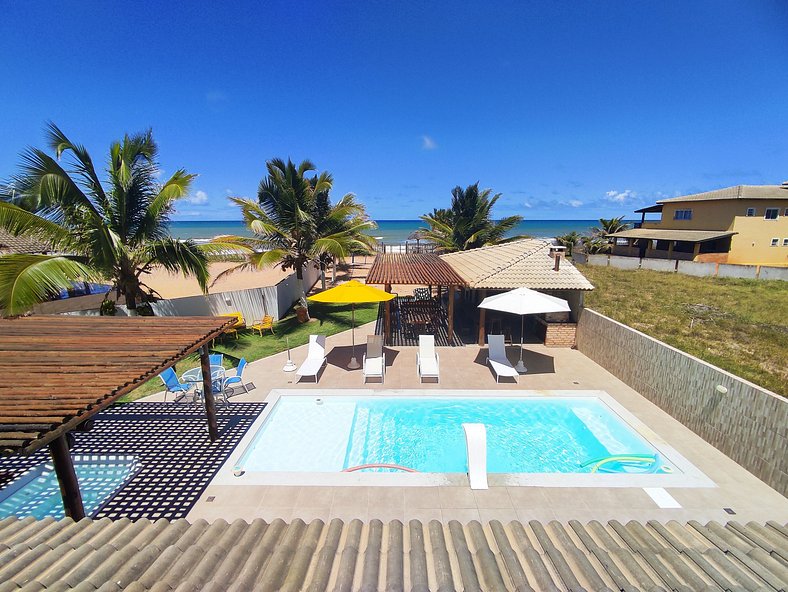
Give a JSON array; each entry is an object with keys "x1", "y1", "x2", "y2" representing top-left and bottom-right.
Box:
[
  {"x1": 308, "y1": 280, "x2": 395, "y2": 369},
  {"x1": 478, "y1": 287, "x2": 570, "y2": 373}
]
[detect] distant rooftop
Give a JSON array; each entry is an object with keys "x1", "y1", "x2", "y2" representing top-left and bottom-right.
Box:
[
  {"x1": 657, "y1": 184, "x2": 788, "y2": 204},
  {"x1": 0, "y1": 228, "x2": 51, "y2": 254},
  {"x1": 608, "y1": 228, "x2": 737, "y2": 243},
  {"x1": 441, "y1": 239, "x2": 594, "y2": 291}
]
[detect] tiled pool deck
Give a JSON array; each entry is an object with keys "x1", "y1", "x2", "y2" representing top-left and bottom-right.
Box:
[{"x1": 142, "y1": 321, "x2": 788, "y2": 525}]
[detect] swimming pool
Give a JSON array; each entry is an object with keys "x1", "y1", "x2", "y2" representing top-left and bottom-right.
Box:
[
  {"x1": 0, "y1": 456, "x2": 138, "y2": 519},
  {"x1": 235, "y1": 395, "x2": 673, "y2": 475}
]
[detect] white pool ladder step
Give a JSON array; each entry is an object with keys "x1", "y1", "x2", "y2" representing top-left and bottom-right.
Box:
[{"x1": 462, "y1": 423, "x2": 488, "y2": 490}]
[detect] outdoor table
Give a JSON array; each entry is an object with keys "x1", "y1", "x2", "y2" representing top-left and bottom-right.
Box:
[{"x1": 181, "y1": 365, "x2": 228, "y2": 405}]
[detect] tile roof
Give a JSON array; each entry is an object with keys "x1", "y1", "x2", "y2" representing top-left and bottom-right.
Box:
[
  {"x1": 367, "y1": 253, "x2": 467, "y2": 286},
  {"x1": 0, "y1": 517, "x2": 785, "y2": 590},
  {"x1": 0, "y1": 316, "x2": 234, "y2": 455},
  {"x1": 441, "y1": 240, "x2": 594, "y2": 291},
  {"x1": 0, "y1": 229, "x2": 51, "y2": 254},
  {"x1": 657, "y1": 184, "x2": 788, "y2": 204},
  {"x1": 607, "y1": 229, "x2": 738, "y2": 243}
]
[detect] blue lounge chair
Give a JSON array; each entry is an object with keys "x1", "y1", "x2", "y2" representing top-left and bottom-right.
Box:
[
  {"x1": 223, "y1": 358, "x2": 248, "y2": 396},
  {"x1": 159, "y1": 368, "x2": 194, "y2": 402}
]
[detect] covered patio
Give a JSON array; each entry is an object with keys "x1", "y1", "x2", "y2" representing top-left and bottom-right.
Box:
[
  {"x1": 0, "y1": 315, "x2": 234, "y2": 519},
  {"x1": 366, "y1": 253, "x2": 468, "y2": 345},
  {"x1": 607, "y1": 228, "x2": 737, "y2": 261}
]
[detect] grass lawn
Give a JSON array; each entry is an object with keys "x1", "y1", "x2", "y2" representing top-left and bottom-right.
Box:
[
  {"x1": 120, "y1": 301, "x2": 379, "y2": 402},
  {"x1": 580, "y1": 265, "x2": 788, "y2": 396}
]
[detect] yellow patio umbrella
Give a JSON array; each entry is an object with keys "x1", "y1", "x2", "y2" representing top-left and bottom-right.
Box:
[{"x1": 308, "y1": 280, "x2": 395, "y2": 369}]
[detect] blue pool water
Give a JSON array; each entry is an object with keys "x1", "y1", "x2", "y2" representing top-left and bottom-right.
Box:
[
  {"x1": 237, "y1": 396, "x2": 670, "y2": 474},
  {"x1": 0, "y1": 457, "x2": 137, "y2": 519}
]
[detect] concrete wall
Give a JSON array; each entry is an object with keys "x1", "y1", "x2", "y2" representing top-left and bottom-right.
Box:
[
  {"x1": 580, "y1": 254, "x2": 786, "y2": 281},
  {"x1": 576, "y1": 308, "x2": 787, "y2": 496}
]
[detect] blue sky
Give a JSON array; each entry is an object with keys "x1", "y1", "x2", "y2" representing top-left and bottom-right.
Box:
[{"x1": 1, "y1": 1, "x2": 787, "y2": 220}]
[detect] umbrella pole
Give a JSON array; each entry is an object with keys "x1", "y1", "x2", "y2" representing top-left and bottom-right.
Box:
[
  {"x1": 348, "y1": 303, "x2": 360, "y2": 369},
  {"x1": 515, "y1": 315, "x2": 527, "y2": 374}
]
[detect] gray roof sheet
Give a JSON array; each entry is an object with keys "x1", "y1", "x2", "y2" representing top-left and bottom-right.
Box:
[
  {"x1": 441, "y1": 239, "x2": 594, "y2": 291},
  {"x1": 0, "y1": 517, "x2": 785, "y2": 590},
  {"x1": 657, "y1": 184, "x2": 788, "y2": 204},
  {"x1": 607, "y1": 228, "x2": 737, "y2": 243}
]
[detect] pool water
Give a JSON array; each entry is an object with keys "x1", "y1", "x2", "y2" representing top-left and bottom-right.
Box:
[
  {"x1": 0, "y1": 456, "x2": 137, "y2": 519},
  {"x1": 237, "y1": 396, "x2": 671, "y2": 474}
]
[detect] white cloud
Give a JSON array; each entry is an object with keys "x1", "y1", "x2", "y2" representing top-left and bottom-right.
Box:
[
  {"x1": 522, "y1": 201, "x2": 533, "y2": 208},
  {"x1": 605, "y1": 189, "x2": 636, "y2": 203},
  {"x1": 421, "y1": 135, "x2": 437, "y2": 150},
  {"x1": 187, "y1": 190, "x2": 209, "y2": 205},
  {"x1": 568, "y1": 199, "x2": 583, "y2": 208}
]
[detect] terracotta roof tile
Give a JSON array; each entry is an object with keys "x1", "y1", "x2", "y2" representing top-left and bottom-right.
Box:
[
  {"x1": 0, "y1": 229, "x2": 51, "y2": 254},
  {"x1": 367, "y1": 253, "x2": 467, "y2": 286},
  {"x1": 657, "y1": 184, "x2": 788, "y2": 203},
  {"x1": 0, "y1": 517, "x2": 785, "y2": 590}
]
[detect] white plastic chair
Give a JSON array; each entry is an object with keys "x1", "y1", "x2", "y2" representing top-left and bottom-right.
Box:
[
  {"x1": 362, "y1": 335, "x2": 385, "y2": 383},
  {"x1": 416, "y1": 334, "x2": 440, "y2": 383},
  {"x1": 296, "y1": 335, "x2": 327, "y2": 383},
  {"x1": 486, "y1": 334, "x2": 520, "y2": 383}
]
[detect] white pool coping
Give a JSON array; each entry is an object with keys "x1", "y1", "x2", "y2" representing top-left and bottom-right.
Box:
[{"x1": 213, "y1": 389, "x2": 715, "y2": 488}]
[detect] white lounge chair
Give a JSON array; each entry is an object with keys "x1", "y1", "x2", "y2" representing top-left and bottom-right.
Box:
[
  {"x1": 296, "y1": 335, "x2": 327, "y2": 383},
  {"x1": 486, "y1": 334, "x2": 519, "y2": 383},
  {"x1": 363, "y1": 335, "x2": 385, "y2": 383},
  {"x1": 462, "y1": 423, "x2": 488, "y2": 489},
  {"x1": 416, "y1": 335, "x2": 440, "y2": 383}
]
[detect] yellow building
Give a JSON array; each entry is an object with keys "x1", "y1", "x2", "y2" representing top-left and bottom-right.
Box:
[{"x1": 609, "y1": 183, "x2": 788, "y2": 267}]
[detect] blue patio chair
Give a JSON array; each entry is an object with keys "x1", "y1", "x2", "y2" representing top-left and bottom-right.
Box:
[
  {"x1": 159, "y1": 368, "x2": 194, "y2": 402},
  {"x1": 223, "y1": 358, "x2": 248, "y2": 396},
  {"x1": 209, "y1": 353, "x2": 224, "y2": 366}
]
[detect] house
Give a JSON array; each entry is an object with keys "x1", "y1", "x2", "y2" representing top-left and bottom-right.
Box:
[
  {"x1": 608, "y1": 183, "x2": 788, "y2": 266},
  {"x1": 0, "y1": 228, "x2": 51, "y2": 255}
]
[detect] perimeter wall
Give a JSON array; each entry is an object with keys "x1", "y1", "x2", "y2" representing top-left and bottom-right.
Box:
[{"x1": 576, "y1": 308, "x2": 787, "y2": 496}]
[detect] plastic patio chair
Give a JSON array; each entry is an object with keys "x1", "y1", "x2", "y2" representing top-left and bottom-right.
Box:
[
  {"x1": 209, "y1": 353, "x2": 224, "y2": 366},
  {"x1": 223, "y1": 358, "x2": 249, "y2": 396},
  {"x1": 250, "y1": 315, "x2": 275, "y2": 336},
  {"x1": 159, "y1": 367, "x2": 194, "y2": 402}
]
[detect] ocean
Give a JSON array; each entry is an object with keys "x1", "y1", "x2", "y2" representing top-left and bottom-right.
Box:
[{"x1": 168, "y1": 219, "x2": 604, "y2": 243}]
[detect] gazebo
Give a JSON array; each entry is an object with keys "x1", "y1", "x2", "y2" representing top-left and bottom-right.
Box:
[
  {"x1": 0, "y1": 315, "x2": 235, "y2": 519},
  {"x1": 366, "y1": 253, "x2": 468, "y2": 344}
]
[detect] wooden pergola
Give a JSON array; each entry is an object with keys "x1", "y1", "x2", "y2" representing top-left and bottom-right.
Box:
[
  {"x1": 366, "y1": 253, "x2": 468, "y2": 344},
  {"x1": 0, "y1": 315, "x2": 235, "y2": 519}
]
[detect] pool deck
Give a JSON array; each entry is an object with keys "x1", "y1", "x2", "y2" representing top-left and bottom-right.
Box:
[{"x1": 144, "y1": 321, "x2": 788, "y2": 525}]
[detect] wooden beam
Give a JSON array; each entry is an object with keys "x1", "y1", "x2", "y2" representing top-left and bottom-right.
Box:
[
  {"x1": 199, "y1": 347, "x2": 219, "y2": 442},
  {"x1": 384, "y1": 283, "x2": 392, "y2": 345},
  {"x1": 448, "y1": 285, "x2": 456, "y2": 345},
  {"x1": 49, "y1": 435, "x2": 85, "y2": 520},
  {"x1": 478, "y1": 290, "x2": 487, "y2": 346}
]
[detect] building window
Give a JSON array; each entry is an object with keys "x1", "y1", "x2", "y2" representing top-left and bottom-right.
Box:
[
  {"x1": 673, "y1": 209, "x2": 692, "y2": 220},
  {"x1": 746, "y1": 207, "x2": 756, "y2": 216},
  {"x1": 783, "y1": 238, "x2": 788, "y2": 247},
  {"x1": 771, "y1": 238, "x2": 779, "y2": 246},
  {"x1": 784, "y1": 208, "x2": 788, "y2": 216},
  {"x1": 765, "y1": 208, "x2": 779, "y2": 220}
]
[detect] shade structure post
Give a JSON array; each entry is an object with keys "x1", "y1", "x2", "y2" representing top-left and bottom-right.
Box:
[
  {"x1": 477, "y1": 290, "x2": 487, "y2": 346},
  {"x1": 348, "y1": 304, "x2": 360, "y2": 369},
  {"x1": 515, "y1": 315, "x2": 527, "y2": 373},
  {"x1": 49, "y1": 435, "x2": 85, "y2": 520},
  {"x1": 384, "y1": 283, "x2": 392, "y2": 345},
  {"x1": 199, "y1": 346, "x2": 219, "y2": 442},
  {"x1": 448, "y1": 285, "x2": 456, "y2": 345}
]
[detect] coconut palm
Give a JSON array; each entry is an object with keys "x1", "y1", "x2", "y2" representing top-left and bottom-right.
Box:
[
  {"x1": 419, "y1": 183, "x2": 524, "y2": 252},
  {"x1": 579, "y1": 216, "x2": 630, "y2": 254},
  {"x1": 556, "y1": 231, "x2": 582, "y2": 257},
  {"x1": 0, "y1": 123, "x2": 209, "y2": 315},
  {"x1": 212, "y1": 158, "x2": 377, "y2": 315}
]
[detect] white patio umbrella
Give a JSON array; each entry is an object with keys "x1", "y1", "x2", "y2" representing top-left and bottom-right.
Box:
[{"x1": 478, "y1": 287, "x2": 571, "y2": 373}]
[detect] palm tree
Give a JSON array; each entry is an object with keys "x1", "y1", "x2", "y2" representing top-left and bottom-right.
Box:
[
  {"x1": 0, "y1": 123, "x2": 209, "y2": 315},
  {"x1": 419, "y1": 183, "x2": 524, "y2": 252},
  {"x1": 579, "y1": 216, "x2": 630, "y2": 255},
  {"x1": 555, "y1": 231, "x2": 581, "y2": 257},
  {"x1": 213, "y1": 158, "x2": 377, "y2": 315}
]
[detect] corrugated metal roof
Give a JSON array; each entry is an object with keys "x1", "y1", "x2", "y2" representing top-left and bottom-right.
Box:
[
  {"x1": 657, "y1": 184, "x2": 788, "y2": 204},
  {"x1": 441, "y1": 240, "x2": 594, "y2": 291},
  {"x1": 367, "y1": 253, "x2": 467, "y2": 286},
  {"x1": 0, "y1": 517, "x2": 785, "y2": 590},
  {"x1": 608, "y1": 229, "x2": 737, "y2": 243},
  {"x1": 0, "y1": 229, "x2": 51, "y2": 254},
  {"x1": 0, "y1": 316, "x2": 234, "y2": 455}
]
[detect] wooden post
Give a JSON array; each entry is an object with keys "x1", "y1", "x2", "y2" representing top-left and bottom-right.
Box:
[
  {"x1": 49, "y1": 435, "x2": 85, "y2": 520},
  {"x1": 384, "y1": 283, "x2": 392, "y2": 345},
  {"x1": 667, "y1": 241, "x2": 675, "y2": 259},
  {"x1": 447, "y1": 285, "x2": 456, "y2": 345},
  {"x1": 200, "y1": 346, "x2": 219, "y2": 442},
  {"x1": 693, "y1": 242, "x2": 701, "y2": 258},
  {"x1": 478, "y1": 290, "x2": 487, "y2": 346},
  {"x1": 437, "y1": 285, "x2": 442, "y2": 301}
]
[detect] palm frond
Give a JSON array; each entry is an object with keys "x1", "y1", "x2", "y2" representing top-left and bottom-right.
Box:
[
  {"x1": 0, "y1": 202, "x2": 77, "y2": 251},
  {"x1": 0, "y1": 254, "x2": 98, "y2": 315},
  {"x1": 144, "y1": 238, "x2": 210, "y2": 293}
]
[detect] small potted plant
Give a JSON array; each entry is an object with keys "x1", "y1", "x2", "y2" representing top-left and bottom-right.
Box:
[
  {"x1": 99, "y1": 299, "x2": 117, "y2": 316},
  {"x1": 295, "y1": 297, "x2": 310, "y2": 323}
]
